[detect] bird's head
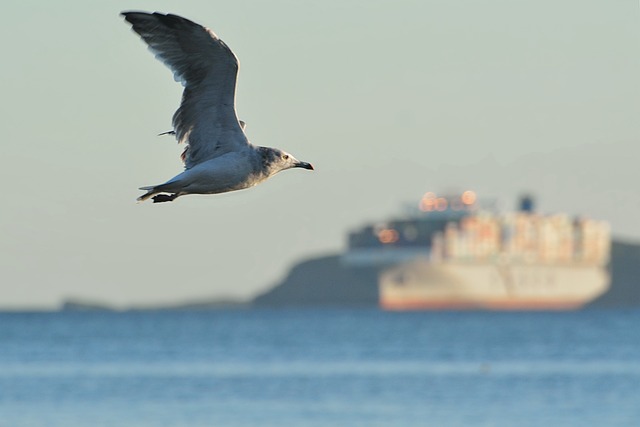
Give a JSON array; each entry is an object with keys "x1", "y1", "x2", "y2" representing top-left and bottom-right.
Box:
[{"x1": 259, "y1": 147, "x2": 314, "y2": 176}]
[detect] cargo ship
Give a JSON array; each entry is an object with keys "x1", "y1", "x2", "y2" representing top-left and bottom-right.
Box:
[{"x1": 342, "y1": 191, "x2": 611, "y2": 310}]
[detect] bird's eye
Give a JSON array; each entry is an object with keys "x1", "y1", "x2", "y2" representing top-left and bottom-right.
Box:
[{"x1": 282, "y1": 154, "x2": 289, "y2": 160}]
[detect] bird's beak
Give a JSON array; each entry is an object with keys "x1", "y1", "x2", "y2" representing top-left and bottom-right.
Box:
[{"x1": 295, "y1": 161, "x2": 314, "y2": 170}]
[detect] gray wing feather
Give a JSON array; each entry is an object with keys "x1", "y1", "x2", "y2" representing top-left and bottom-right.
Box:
[{"x1": 122, "y1": 11, "x2": 249, "y2": 168}]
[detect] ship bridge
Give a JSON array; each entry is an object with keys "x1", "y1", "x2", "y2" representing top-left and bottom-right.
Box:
[{"x1": 342, "y1": 191, "x2": 480, "y2": 267}]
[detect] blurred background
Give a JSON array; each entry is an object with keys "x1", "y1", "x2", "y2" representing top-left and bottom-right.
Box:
[
  {"x1": 1, "y1": 1, "x2": 639, "y2": 426},
  {"x1": 1, "y1": 0, "x2": 639, "y2": 309}
]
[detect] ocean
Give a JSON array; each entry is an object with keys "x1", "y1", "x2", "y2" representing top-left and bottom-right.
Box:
[{"x1": 0, "y1": 308, "x2": 638, "y2": 427}]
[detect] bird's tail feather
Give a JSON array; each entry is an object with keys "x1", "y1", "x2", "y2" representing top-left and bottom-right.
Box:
[{"x1": 137, "y1": 186, "x2": 157, "y2": 203}]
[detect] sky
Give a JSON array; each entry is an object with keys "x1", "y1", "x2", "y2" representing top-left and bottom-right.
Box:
[{"x1": 1, "y1": 0, "x2": 639, "y2": 309}]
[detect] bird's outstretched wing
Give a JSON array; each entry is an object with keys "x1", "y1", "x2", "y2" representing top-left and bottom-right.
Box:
[{"x1": 122, "y1": 11, "x2": 249, "y2": 168}]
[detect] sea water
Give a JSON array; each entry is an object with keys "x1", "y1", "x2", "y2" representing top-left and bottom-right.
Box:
[{"x1": 0, "y1": 309, "x2": 638, "y2": 427}]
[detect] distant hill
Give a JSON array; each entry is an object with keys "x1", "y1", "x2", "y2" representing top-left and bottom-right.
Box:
[
  {"x1": 60, "y1": 240, "x2": 640, "y2": 311},
  {"x1": 60, "y1": 298, "x2": 250, "y2": 312},
  {"x1": 588, "y1": 240, "x2": 640, "y2": 308},
  {"x1": 253, "y1": 255, "x2": 381, "y2": 307},
  {"x1": 255, "y1": 241, "x2": 640, "y2": 309},
  {"x1": 61, "y1": 300, "x2": 115, "y2": 311}
]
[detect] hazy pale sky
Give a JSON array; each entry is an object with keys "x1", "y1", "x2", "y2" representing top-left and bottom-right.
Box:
[{"x1": 1, "y1": 0, "x2": 639, "y2": 309}]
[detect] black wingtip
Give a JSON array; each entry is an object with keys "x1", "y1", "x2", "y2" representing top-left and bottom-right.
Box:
[
  {"x1": 121, "y1": 11, "x2": 196, "y2": 29},
  {"x1": 120, "y1": 10, "x2": 144, "y2": 24},
  {"x1": 120, "y1": 10, "x2": 139, "y2": 18},
  {"x1": 120, "y1": 11, "x2": 162, "y2": 22}
]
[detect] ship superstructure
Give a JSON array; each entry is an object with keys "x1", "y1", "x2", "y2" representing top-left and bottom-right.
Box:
[{"x1": 342, "y1": 191, "x2": 610, "y2": 310}]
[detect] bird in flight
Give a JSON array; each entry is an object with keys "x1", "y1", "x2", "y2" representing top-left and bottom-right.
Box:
[{"x1": 122, "y1": 12, "x2": 313, "y2": 203}]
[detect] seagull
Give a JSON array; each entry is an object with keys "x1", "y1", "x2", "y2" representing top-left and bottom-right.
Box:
[{"x1": 121, "y1": 11, "x2": 313, "y2": 203}]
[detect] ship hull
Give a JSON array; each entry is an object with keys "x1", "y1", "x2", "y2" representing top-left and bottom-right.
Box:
[{"x1": 380, "y1": 258, "x2": 610, "y2": 311}]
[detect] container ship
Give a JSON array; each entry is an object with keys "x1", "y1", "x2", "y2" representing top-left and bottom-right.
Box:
[{"x1": 342, "y1": 191, "x2": 611, "y2": 310}]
